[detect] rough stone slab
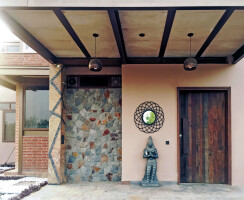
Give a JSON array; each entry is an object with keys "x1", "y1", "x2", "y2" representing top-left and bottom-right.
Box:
[
  {"x1": 65, "y1": 89, "x2": 122, "y2": 182},
  {"x1": 24, "y1": 182, "x2": 244, "y2": 200}
]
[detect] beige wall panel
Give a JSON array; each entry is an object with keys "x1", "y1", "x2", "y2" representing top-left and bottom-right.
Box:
[
  {"x1": 6, "y1": 10, "x2": 84, "y2": 58},
  {"x1": 26, "y1": 0, "x2": 244, "y2": 7},
  {"x1": 165, "y1": 10, "x2": 225, "y2": 57},
  {"x1": 0, "y1": 0, "x2": 27, "y2": 6},
  {"x1": 120, "y1": 11, "x2": 167, "y2": 57},
  {"x1": 203, "y1": 10, "x2": 244, "y2": 57},
  {"x1": 122, "y1": 59, "x2": 244, "y2": 186},
  {"x1": 64, "y1": 10, "x2": 119, "y2": 58}
]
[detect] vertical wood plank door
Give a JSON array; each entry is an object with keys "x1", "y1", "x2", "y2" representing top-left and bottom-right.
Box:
[{"x1": 180, "y1": 91, "x2": 228, "y2": 184}]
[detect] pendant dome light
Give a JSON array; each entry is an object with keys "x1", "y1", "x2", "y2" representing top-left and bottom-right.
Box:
[
  {"x1": 89, "y1": 33, "x2": 102, "y2": 72},
  {"x1": 184, "y1": 33, "x2": 197, "y2": 71}
]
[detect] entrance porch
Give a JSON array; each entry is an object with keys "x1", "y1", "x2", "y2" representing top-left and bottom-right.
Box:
[
  {"x1": 24, "y1": 182, "x2": 244, "y2": 200},
  {"x1": 0, "y1": 1, "x2": 244, "y2": 186}
]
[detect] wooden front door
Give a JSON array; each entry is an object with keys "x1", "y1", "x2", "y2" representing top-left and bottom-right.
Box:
[{"x1": 179, "y1": 90, "x2": 228, "y2": 184}]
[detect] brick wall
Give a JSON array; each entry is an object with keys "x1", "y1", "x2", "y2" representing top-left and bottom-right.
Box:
[
  {"x1": 5, "y1": 54, "x2": 50, "y2": 176},
  {"x1": 0, "y1": 53, "x2": 49, "y2": 66},
  {"x1": 22, "y1": 136, "x2": 48, "y2": 170},
  {"x1": 15, "y1": 84, "x2": 20, "y2": 172}
]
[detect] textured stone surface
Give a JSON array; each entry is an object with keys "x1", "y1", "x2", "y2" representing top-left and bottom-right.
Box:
[
  {"x1": 101, "y1": 155, "x2": 108, "y2": 163},
  {"x1": 24, "y1": 182, "x2": 244, "y2": 200},
  {"x1": 65, "y1": 89, "x2": 122, "y2": 182},
  {"x1": 48, "y1": 64, "x2": 65, "y2": 184}
]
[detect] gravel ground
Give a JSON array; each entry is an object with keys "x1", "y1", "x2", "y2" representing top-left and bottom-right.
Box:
[
  {"x1": 0, "y1": 167, "x2": 14, "y2": 174},
  {"x1": 0, "y1": 176, "x2": 47, "y2": 200}
]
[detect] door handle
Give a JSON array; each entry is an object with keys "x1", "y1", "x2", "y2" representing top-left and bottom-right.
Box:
[{"x1": 182, "y1": 118, "x2": 189, "y2": 154}]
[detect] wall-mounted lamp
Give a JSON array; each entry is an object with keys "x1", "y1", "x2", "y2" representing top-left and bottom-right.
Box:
[{"x1": 55, "y1": 64, "x2": 63, "y2": 69}]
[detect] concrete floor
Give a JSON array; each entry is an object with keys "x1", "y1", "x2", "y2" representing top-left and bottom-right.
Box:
[{"x1": 23, "y1": 182, "x2": 244, "y2": 200}]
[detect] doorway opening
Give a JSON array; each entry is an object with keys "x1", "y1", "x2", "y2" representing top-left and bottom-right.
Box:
[{"x1": 177, "y1": 87, "x2": 231, "y2": 184}]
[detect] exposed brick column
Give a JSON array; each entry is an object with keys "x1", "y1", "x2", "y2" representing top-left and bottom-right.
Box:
[
  {"x1": 15, "y1": 83, "x2": 23, "y2": 173},
  {"x1": 48, "y1": 64, "x2": 65, "y2": 184}
]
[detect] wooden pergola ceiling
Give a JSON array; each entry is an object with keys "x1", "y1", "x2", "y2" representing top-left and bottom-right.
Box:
[{"x1": 0, "y1": 7, "x2": 243, "y2": 66}]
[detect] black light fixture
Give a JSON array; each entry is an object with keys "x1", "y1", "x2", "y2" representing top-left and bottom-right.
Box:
[
  {"x1": 184, "y1": 33, "x2": 197, "y2": 71},
  {"x1": 139, "y1": 33, "x2": 145, "y2": 37},
  {"x1": 89, "y1": 33, "x2": 102, "y2": 72}
]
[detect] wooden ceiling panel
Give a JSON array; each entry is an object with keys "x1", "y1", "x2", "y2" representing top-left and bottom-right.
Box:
[
  {"x1": 203, "y1": 10, "x2": 244, "y2": 57},
  {"x1": 63, "y1": 10, "x2": 120, "y2": 58},
  {"x1": 165, "y1": 10, "x2": 225, "y2": 57},
  {"x1": 3, "y1": 9, "x2": 243, "y2": 63},
  {"x1": 119, "y1": 11, "x2": 167, "y2": 57},
  {"x1": 6, "y1": 10, "x2": 84, "y2": 57}
]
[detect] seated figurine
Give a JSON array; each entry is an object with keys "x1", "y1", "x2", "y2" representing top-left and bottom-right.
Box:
[{"x1": 141, "y1": 136, "x2": 160, "y2": 187}]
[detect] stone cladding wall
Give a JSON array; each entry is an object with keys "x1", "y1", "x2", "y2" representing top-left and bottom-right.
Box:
[{"x1": 65, "y1": 89, "x2": 122, "y2": 182}]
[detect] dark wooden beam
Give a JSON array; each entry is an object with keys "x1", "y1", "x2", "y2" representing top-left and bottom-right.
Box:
[
  {"x1": 108, "y1": 10, "x2": 127, "y2": 64},
  {"x1": 56, "y1": 57, "x2": 122, "y2": 66},
  {"x1": 53, "y1": 9, "x2": 91, "y2": 58},
  {"x1": 0, "y1": 11, "x2": 56, "y2": 64},
  {"x1": 159, "y1": 9, "x2": 176, "y2": 57},
  {"x1": 0, "y1": 78, "x2": 16, "y2": 91},
  {"x1": 128, "y1": 57, "x2": 228, "y2": 64},
  {"x1": 196, "y1": 9, "x2": 234, "y2": 57},
  {"x1": 232, "y1": 45, "x2": 244, "y2": 64},
  {"x1": 57, "y1": 57, "x2": 227, "y2": 66}
]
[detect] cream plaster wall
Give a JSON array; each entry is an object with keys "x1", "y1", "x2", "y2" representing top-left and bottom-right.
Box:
[
  {"x1": 2, "y1": 0, "x2": 243, "y2": 7},
  {"x1": 122, "y1": 59, "x2": 244, "y2": 186},
  {"x1": 0, "y1": 86, "x2": 16, "y2": 165}
]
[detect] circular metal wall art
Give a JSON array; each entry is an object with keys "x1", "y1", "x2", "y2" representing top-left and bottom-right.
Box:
[{"x1": 134, "y1": 101, "x2": 164, "y2": 133}]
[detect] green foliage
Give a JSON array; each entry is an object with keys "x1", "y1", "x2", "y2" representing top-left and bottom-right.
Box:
[
  {"x1": 145, "y1": 111, "x2": 155, "y2": 125},
  {"x1": 37, "y1": 119, "x2": 49, "y2": 128},
  {"x1": 25, "y1": 116, "x2": 49, "y2": 128}
]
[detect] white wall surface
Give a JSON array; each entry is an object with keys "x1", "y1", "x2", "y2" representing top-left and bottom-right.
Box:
[
  {"x1": 1, "y1": 0, "x2": 244, "y2": 7},
  {"x1": 0, "y1": 86, "x2": 16, "y2": 165}
]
